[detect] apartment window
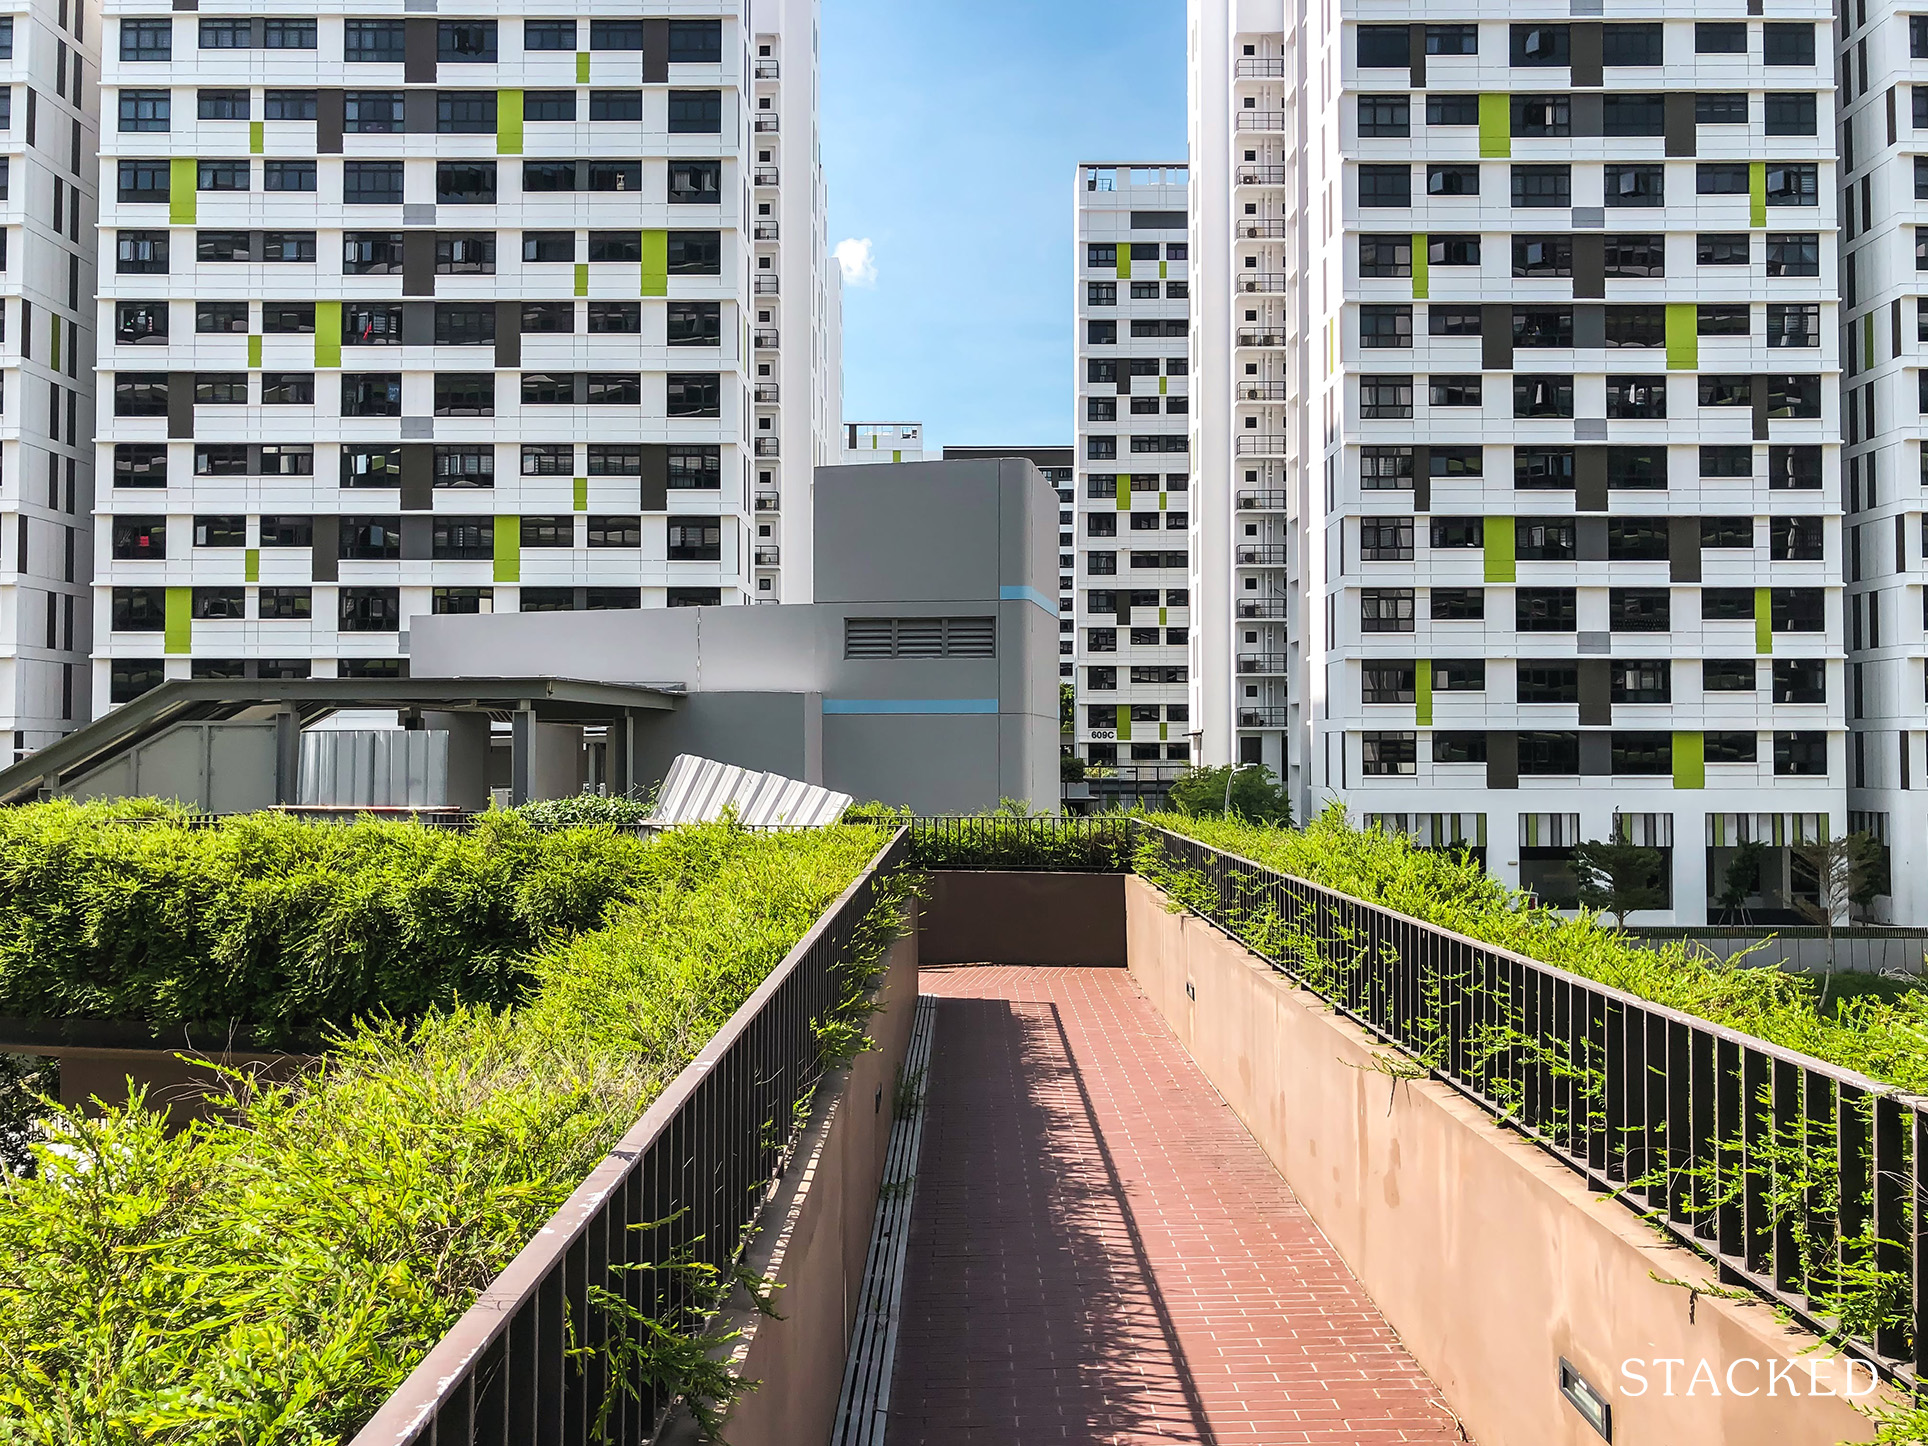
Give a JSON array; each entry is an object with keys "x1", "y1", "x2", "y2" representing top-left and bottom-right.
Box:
[
  {"x1": 1773, "y1": 733, "x2": 1827, "y2": 777},
  {"x1": 667, "y1": 519, "x2": 722, "y2": 561},
  {"x1": 520, "y1": 302, "x2": 572, "y2": 334},
  {"x1": 195, "y1": 231, "x2": 249, "y2": 263},
  {"x1": 584, "y1": 516, "x2": 642, "y2": 550},
  {"x1": 1769, "y1": 516, "x2": 1823, "y2": 561},
  {"x1": 1764, "y1": 93, "x2": 1817, "y2": 136},
  {"x1": 113, "y1": 375, "x2": 169, "y2": 416},
  {"x1": 667, "y1": 159, "x2": 720, "y2": 202},
  {"x1": 1770, "y1": 589, "x2": 1825, "y2": 631},
  {"x1": 342, "y1": 375, "x2": 401, "y2": 417},
  {"x1": 1087, "y1": 244, "x2": 1117, "y2": 267},
  {"x1": 344, "y1": 161, "x2": 402, "y2": 205},
  {"x1": 1426, "y1": 94, "x2": 1478, "y2": 126},
  {"x1": 525, "y1": 91, "x2": 576, "y2": 122},
  {"x1": 589, "y1": 90, "x2": 643, "y2": 121},
  {"x1": 265, "y1": 19, "x2": 316, "y2": 49},
  {"x1": 1431, "y1": 588, "x2": 1484, "y2": 620},
  {"x1": 1359, "y1": 518, "x2": 1414, "y2": 560},
  {"x1": 344, "y1": 91, "x2": 404, "y2": 134},
  {"x1": 667, "y1": 374, "x2": 720, "y2": 416},
  {"x1": 120, "y1": 19, "x2": 172, "y2": 61},
  {"x1": 1517, "y1": 665, "x2": 1578, "y2": 702},
  {"x1": 1425, "y1": 24, "x2": 1478, "y2": 54},
  {"x1": 523, "y1": 161, "x2": 581, "y2": 192},
  {"x1": 1762, "y1": 24, "x2": 1816, "y2": 66},
  {"x1": 1703, "y1": 660, "x2": 1756, "y2": 693},
  {"x1": 433, "y1": 373, "x2": 494, "y2": 417},
  {"x1": 1698, "y1": 375, "x2": 1752, "y2": 408},
  {"x1": 586, "y1": 374, "x2": 641, "y2": 405},
  {"x1": 1430, "y1": 516, "x2": 1484, "y2": 549},
  {"x1": 1432, "y1": 733, "x2": 1487, "y2": 764},
  {"x1": 1511, "y1": 165, "x2": 1570, "y2": 208},
  {"x1": 116, "y1": 302, "x2": 168, "y2": 345},
  {"x1": 1358, "y1": 96, "x2": 1409, "y2": 138},
  {"x1": 1766, "y1": 303, "x2": 1820, "y2": 348},
  {"x1": 435, "y1": 233, "x2": 495, "y2": 274},
  {"x1": 265, "y1": 90, "x2": 318, "y2": 121},
  {"x1": 1516, "y1": 449, "x2": 1575, "y2": 489},
  {"x1": 1358, "y1": 25, "x2": 1410, "y2": 66},
  {"x1": 340, "y1": 589, "x2": 401, "y2": 632},
  {"x1": 523, "y1": 231, "x2": 575, "y2": 264},
  {"x1": 1361, "y1": 589, "x2": 1416, "y2": 633},
  {"x1": 669, "y1": 231, "x2": 721, "y2": 274},
  {"x1": 120, "y1": 90, "x2": 170, "y2": 132},
  {"x1": 113, "y1": 518, "x2": 167, "y2": 560},
  {"x1": 344, "y1": 19, "x2": 404, "y2": 62},
  {"x1": 1766, "y1": 375, "x2": 1821, "y2": 417},
  {"x1": 193, "y1": 373, "x2": 248, "y2": 405},
  {"x1": 669, "y1": 19, "x2": 722, "y2": 61},
  {"x1": 433, "y1": 588, "x2": 492, "y2": 616},
  {"x1": 1698, "y1": 234, "x2": 1749, "y2": 266},
  {"x1": 1359, "y1": 166, "x2": 1411, "y2": 207},
  {"x1": 1513, "y1": 375, "x2": 1573, "y2": 418},
  {"x1": 668, "y1": 90, "x2": 721, "y2": 133},
  {"x1": 427, "y1": 518, "x2": 492, "y2": 561},
  {"x1": 265, "y1": 160, "x2": 316, "y2": 193},
  {"x1": 1773, "y1": 659, "x2": 1826, "y2": 703},
  {"x1": 428, "y1": 305, "x2": 490, "y2": 347},
  {"x1": 1612, "y1": 661, "x2": 1672, "y2": 704},
  {"x1": 438, "y1": 162, "x2": 496, "y2": 204},
  {"x1": 520, "y1": 374, "x2": 572, "y2": 405},
  {"x1": 340, "y1": 516, "x2": 400, "y2": 560},
  {"x1": 1510, "y1": 24, "x2": 1569, "y2": 65},
  {"x1": 665, "y1": 301, "x2": 719, "y2": 345},
  {"x1": 524, "y1": 20, "x2": 576, "y2": 50},
  {"x1": 588, "y1": 231, "x2": 643, "y2": 262},
  {"x1": 666, "y1": 446, "x2": 721, "y2": 488},
  {"x1": 1770, "y1": 446, "x2": 1821, "y2": 489},
  {"x1": 1513, "y1": 94, "x2": 1571, "y2": 137},
  {"x1": 1766, "y1": 234, "x2": 1820, "y2": 277},
  {"x1": 1359, "y1": 305, "x2": 1412, "y2": 348},
  {"x1": 1360, "y1": 446, "x2": 1414, "y2": 489},
  {"x1": 438, "y1": 92, "x2": 496, "y2": 134},
  {"x1": 1695, "y1": 21, "x2": 1747, "y2": 52},
  {"x1": 1610, "y1": 588, "x2": 1670, "y2": 631},
  {"x1": 1516, "y1": 588, "x2": 1577, "y2": 631},
  {"x1": 1358, "y1": 235, "x2": 1412, "y2": 276},
  {"x1": 435, "y1": 448, "x2": 494, "y2": 488},
  {"x1": 196, "y1": 302, "x2": 247, "y2": 334},
  {"x1": 1513, "y1": 308, "x2": 1573, "y2": 347},
  {"x1": 521, "y1": 445, "x2": 571, "y2": 476},
  {"x1": 1087, "y1": 282, "x2": 1117, "y2": 307},
  {"x1": 1696, "y1": 95, "x2": 1748, "y2": 125},
  {"x1": 1603, "y1": 95, "x2": 1665, "y2": 136},
  {"x1": 1430, "y1": 375, "x2": 1483, "y2": 408},
  {"x1": 590, "y1": 18, "x2": 645, "y2": 49},
  {"x1": 1360, "y1": 376, "x2": 1413, "y2": 418},
  {"x1": 1764, "y1": 164, "x2": 1819, "y2": 206},
  {"x1": 118, "y1": 160, "x2": 170, "y2": 204},
  {"x1": 113, "y1": 445, "x2": 168, "y2": 487},
  {"x1": 1361, "y1": 733, "x2": 1418, "y2": 777},
  {"x1": 1516, "y1": 518, "x2": 1576, "y2": 561},
  {"x1": 1513, "y1": 236, "x2": 1572, "y2": 277},
  {"x1": 1605, "y1": 164, "x2": 1663, "y2": 206},
  {"x1": 519, "y1": 516, "x2": 572, "y2": 550},
  {"x1": 1697, "y1": 304, "x2": 1749, "y2": 337},
  {"x1": 344, "y1": 304, "x2": 402, "y2": 345},
  {"x1": 1915, "y1": 15, "x2": 1928, "y2": 57},
  {"x1": 1607, "y1": 519, "x2": 1669, "y2": 560},
  {"x1": 438, "y1": 19, "x2": 496, "y2": 61},
  {"x1": 111, "y1": 588, "x2": 167, "y2": 631},
  {"x1": 340, "y1": 447, "x2": 401, "y2": 487}
]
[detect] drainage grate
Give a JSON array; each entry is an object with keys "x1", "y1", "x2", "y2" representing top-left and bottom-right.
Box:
[{"x1": 830, "y1": 993, "x2": 936, "y2": 1446}]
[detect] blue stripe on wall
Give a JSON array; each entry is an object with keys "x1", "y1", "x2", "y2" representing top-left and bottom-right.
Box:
[
  {"x1": 823, "y1": 699, "x2": 999, "y2": 715},
  {"x1": 1000, "y1": 584, "x2": 1058, "y2": 616}
]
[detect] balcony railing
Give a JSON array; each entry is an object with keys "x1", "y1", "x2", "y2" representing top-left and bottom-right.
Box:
[
  {"x1": 1235, "y1": 57, "x2": 1286, "y2": 77},
  {"x1": 1236, "y1": 489, "x2": 1290, "y2": 510},
  {"x1": 754, "y1": 275, "x2": 780, "y2": 293},
  {"x1": 754, "y1": 490, "x2": 781, "y2": 511},
  {"x1": 754, "y1": 221, "x2": 780, "y2": 240},
  {"x1": 1238, "y1": 274, "x2": 1290, "y2": 294},
  {"x1": 754, "y1": 167, "x2": 780, "y2": 186},
  {"x1": 1237, "y1": 598, "x2": 1290, "y2": 618},
  {"x1": 1236, "y1": 330, "x2": 1288, "y2": 347},
  {"x1": 1237, "y1": 382, "x2": 1291, "y2": 402},
  {"x1": 1237, "y1": 165, "x2": 1287, "y2": 185},
  {"x1": 754, "y1": 329, "x2": 780, "y2": 349},
  {"x1": 754, "y1": 114, "x2": 779, "y2": 131},
  {"x1": 1235, "y1": 110, "x2": 1289, "y2": 130},
  {"x1": 754, "y1": 437, "x2": 780, "y2": 456},
  {"x1": 1236, "y1": 543, "x2": 1289, "y2": 565},
  {"x1": 1237, "y1": 653, "x2": 1289, "y2": 675},
  {"x1": 753, "y1": 383, "x2": 780, "y2": 402},
  {"x1": 1234, "y1": 435, "x2": 1291, "y2": 456},
  {"x1": 1237, "y1": 707, "x2": 1289, "y2": 727},
  {"x1": 1238, "y1": 220, "x2": 1289, "y2": 239},
  {"x1": 755, "y1": 58, "x2": 779, "y2": 78},
  {"x1": 754, "y1": 546, "x2": 782, "y2": 566}
]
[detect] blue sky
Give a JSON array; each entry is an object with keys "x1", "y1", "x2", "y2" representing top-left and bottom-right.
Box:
[{"x1": 821, "y1": 0, "x2": 1187, "y2": 453}]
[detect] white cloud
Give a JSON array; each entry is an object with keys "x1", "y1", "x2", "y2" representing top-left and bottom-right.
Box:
[{"x1": 834, "y1": 237, "x2": 878, "y2": 287}]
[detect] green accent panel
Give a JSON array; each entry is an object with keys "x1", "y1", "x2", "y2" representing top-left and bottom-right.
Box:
[
  {"x1": 1748, "y1": 162, "x2": 1767, "y2": 228},
  {"x1": 1483, "y1": 521, "x2": 1516, "y2": 583},
  {"x1": 247, "y1": 335, "x2": 262, "y2": 368},
  {"x1": 1672, "y1": 731, "x2": 1705, "y2": 790},
  {"x1": 1664, "y1": 304, "x2": 1697, "y2": 370},
  {"x1": 1116, "y1": 475, "x2": 1130, "y2": 510},
  {"x1": 1158, "y1": 491, "x2": 1168, "y2": 509},
  {"x1": 494, "y1": 523, "x2": 521, "y2": 583},
  {"x1": 640, "y1": 229, "x2": 668, "y2": 296},
  {"x1": 1755, "y1": 587, "x2": 1772, "y2": 654},
  {"x1": 1159, "y1": 260, "x2": 1167, "y2": 279},
  {"x1": 1158, "y1": 606, "x2": 1168, "y2": 625},
  {"x1": 1416, "y1": 665, "x2": 1433, "y2": 728},
  {"x1": 1116, "y1": 247, "x2": 1129, "y2": 280},
  {"x1": 1411, "y1": 235, "x2": 1428, "y2": 300},
  {"x1": 314, "y1": 301, "x2": 341, "y2": 368},
  {"x1": 1116, "y1": 704, "x2": 1131, "y2": 742},
  {"x1": 244, "y1": 548, "x2": 260, "y2": 583},
  {"x1": 1159, "y1": 722, "x2": 1169, "y2": 742},
  {"x1": 1158, "y1": 375, "x2": 1167, "y2": 395},
  {"x1": 249, "y1": 121, "x2": 264, "y2": 155},
  {"x1": 163, "y1": 588, "x2": 191, "y2": 655},
  {"x1": 1478, "y1": 94, "x2": 1510, "y2": 158},
  {"x1": 573, "y1": 477, "x2": 588, "y2": 511},
  {"x1": 574, "y1": 263, "x2": 589, "y2": 298},
  {"x1": 891, "y1": 450, "x2": 902, "y2": 462},
  {"x1": 496, "y1": 89, "x2": 523, "y2": 154},
  {"x1": 48, "y1": 316, "x2": 58, "y2": 372},
  {"x1": 1866, "y1": 314, "x2": 1877, "y2": 372},
  {"x1": 576, "y1": 51, "x2": 590, "y2": 83},
  {"x1": 169, "y1": 158, "x2": 196, "y2": 225}
]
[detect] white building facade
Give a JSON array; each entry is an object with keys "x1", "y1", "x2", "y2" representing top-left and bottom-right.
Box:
[
  {"x1": 837, "y1": 420, "x2": 924, "y2": 465},
  {"x1": 1, "y1": 0, "x2": 96, "y2": 757},
  {"x1": 1190, "y1": 1, "x2": 1845, "y2": 924},
  {"x1": 93, "y1": 0, "x2": 834, "y2": 708},
  {"x1": 1074, "y1": 162, "x2": 1192, "y2": 771}
]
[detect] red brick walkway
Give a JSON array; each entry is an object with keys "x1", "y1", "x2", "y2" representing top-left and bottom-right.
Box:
[{"x1": 887, "y1": 965, "x2": 1466, "y2": 1445}]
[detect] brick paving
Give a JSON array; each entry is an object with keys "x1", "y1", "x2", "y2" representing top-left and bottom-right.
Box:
[{"x1": 887, "y1": 965, "x2": 1466, "y2": 1446}]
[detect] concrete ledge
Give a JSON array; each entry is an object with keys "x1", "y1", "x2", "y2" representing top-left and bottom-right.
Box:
[
  {"x1": 701, "y1": 910, "x2": 920, "y2": 1446},
  {"x1": 918, "y1": 871, "x2": 1125, "y2": 965},
  {"x1": 1125, "y1": 877, "x2": 1894, "y2": 1446}
]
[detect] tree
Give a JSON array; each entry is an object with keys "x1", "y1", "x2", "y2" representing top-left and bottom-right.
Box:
[
  {"x1": 1570, "y1": 837, "x2": 1667, "y2": 930},
  {"x1": 1167, "y1": 763, "x2": 1293, "y2": 826},
  {"x1": 1714, "y1": 839, "x2": 1772, "y2": 924},
  {"x1": 1791, "y1": 831, "x2": 1886, "y2": 976},
  {"x1": 1060, "y1": 751, "x2": 1086, "y2": 784},
  {"x1": 1059, "y1": 682, "x2": 1075, "y2": 733}
]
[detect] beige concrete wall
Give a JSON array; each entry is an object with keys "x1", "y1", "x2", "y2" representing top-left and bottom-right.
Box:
[
  {"x1": 42, "y1": 1044, "x2": 312, "y2": 1123},
  {"x1": 711, "y1": 907, "x2": 921, "y2": 1446},
  {"x1": 919, "y1": 872, "x2": 1125, "y2": 965},
  {"x1": 1125, "y1": 877, "x2": 1892, "y2": 1446}
]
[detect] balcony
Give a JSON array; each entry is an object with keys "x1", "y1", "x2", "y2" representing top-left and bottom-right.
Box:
[
  {"x1": 1237, "y1": 597, "x2": 1290, "y2": 618},
  {"x1": 753, "y1": 546, "x2": 781, "y2": 566},
  {"x1": 754, "y1": 166, "x2": 780, "y2": 186},
  {"x1": 1236, "y1": 543, "x2": 1288, "y2": 564},
  {"x1": 1238, "y1": 706, "x2": 1290, "y2": 726},
  {"x1": 754, "y1": 436, "x2": 780, "y2": 456},
  {"x1": 1237, "y1": 273, "x2": 1289, "y2": 294},
  {"x1": 1238, "y1": 219, "x2": 1289, "y2": 239},
  {"x1": 1235, "y1": 57, "x2": 1286, "y2": 76},
  {"x1": 754, "y1": 114, "x2": 779, "y2": 131},
  {"x1": 755, "y1": 58, "x2": 779, "y2": 77},
  {"x1": 1236, "y1": 489, "x2": 1290, "y2": 510},
  {"x1": 1236, "y1": 329, "x2": 1288, "y2": 347},
  {"x1": 753, "y1": 275, "x2": 780, "y2": 294},
  {"x1": 753, "y1": 221, "x2": 780, "y2": 240},
  {"x1": 753, "y1": 383, "x2": 780, "y2": 403},
  {"x1": 1237, "y1": 653, "x2": 1289, "y2": 675},
  {"x1": 1237, "y1": 381, "x2": 1290, "y2": 402},
  {"x1": 1235, "y1": 110, "x2": 1289, "y2": 131},
  {"x1": 754, "y1": 329, "x2": 780, "y2": 349},
  {"x1": 1236, "y1": 165, "x2": 1287, "y2": 185},
  {"x1": 754, "y1": 490, "x2": 781, "y2": 511},
  {"x1": 1234, "y1": 435, "x2": 1290, "y2": 456}
]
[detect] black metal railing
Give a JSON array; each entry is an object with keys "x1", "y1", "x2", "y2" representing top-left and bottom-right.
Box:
[
  {"x1": 1139, "y1": 826, "x2": 1928, "y2": 1387},
  {"x1": 906, "y1": 815, "x2": 1137, "y2": 872},
  {"x1": 349, "y1": 828, "x2": 910, "y2": 1446}
]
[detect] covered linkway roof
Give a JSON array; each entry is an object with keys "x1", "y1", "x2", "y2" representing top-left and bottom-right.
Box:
[{"x1": 0, "y1": 677, "x2": 684, "y2": 806}]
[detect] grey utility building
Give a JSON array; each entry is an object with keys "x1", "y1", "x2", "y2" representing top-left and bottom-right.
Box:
[{"x1": 0, "y1": 459, "x2": 1060, "y2": 817}]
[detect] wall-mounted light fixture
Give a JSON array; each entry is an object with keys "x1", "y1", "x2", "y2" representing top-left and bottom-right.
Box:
[{"x1": 1559, "y1": 1358, "x2": 1611, "y2": 1441}]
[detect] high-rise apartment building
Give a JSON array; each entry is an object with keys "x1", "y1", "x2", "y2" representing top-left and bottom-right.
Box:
[
  {"x1": 1838, "y1": 4, "x2": 1927, "y2": 922},
  {"x1": 839, "y1": 420, "x2": 925, "y2": 465},
  {"x1": 1191, "y1": 3, "x2": 1844, "y2": 923},
  {"x1": 941, "y1": 442, "x2": 1074, "y2": 674},
  {"x1": 2, "y1": 0, "x2": 97, "y2": 758},
  {"x1": 1074, "y1": 162, "x2": 1191, "y2": 770},
  {"x1": 94, "y1": 2, "x2": 834, "y2": 709}
]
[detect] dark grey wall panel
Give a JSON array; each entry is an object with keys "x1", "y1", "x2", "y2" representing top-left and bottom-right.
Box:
[
  {"x1": 400, "y1": 444, "x2": 433, "y2": 510},
  {"x1": 1579, "y1": 731, "x2": 1611, "y2": 776},
  {"x1": 403, "y1": 232, "x2": 435, "y2": 296},
  {"x1": 404, "y1": 18, "x2": 437, "y2": 83},
  {"x1": 1669, "y1": 516, "x2": 1703, "y2": 582},
  {"x1": 1481, "y1": 304, "x2": 1513, "y2": 370},
  {"x1": 317, "y1": 91, "x2": 344, "y2": 153},
  {"x1": 1578, "y1": 660, "x2": 1611, "y2": 726},
  {"x1": 639, "y1": 444, "x2": 668, "y2": 512},
  {"x1": 166, "y1": 372, "x2": 193, "y2": 439},
  {"x1": 1486, "y1": 731, "x2": 1519, "y2": 790},
  {"x1": 1569, "y1": 23, "x2": 1603, "y2": 87}
]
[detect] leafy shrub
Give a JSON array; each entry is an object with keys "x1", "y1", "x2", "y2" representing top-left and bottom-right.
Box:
[
  {"x1": 0, "y1": 821, "x2": 899, "y2": 1443},
  {"x1": 0, "y1": 801, "x2": 665, "y2": 1046},
  {"x1": 506, "y1": 792, "x2": 656, "y2": 827},
  {"x1": 1166, "y1": 764, "x2": 1293, "y2": 825}
]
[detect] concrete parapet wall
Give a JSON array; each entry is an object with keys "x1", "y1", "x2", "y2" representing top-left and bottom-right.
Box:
[
  {"x1": 1124, "y1": 876, "x2": 1890, "y2": 1446},
  {"x1": 917, "y1": 871, "x2": 1126, "y2": 966}
]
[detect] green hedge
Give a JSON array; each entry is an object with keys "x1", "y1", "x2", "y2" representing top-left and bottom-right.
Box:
[
  {"x1": 0, "y1": 820, "x2": 901, "y2": 1443},
  {"x1": 0, "y1": 801, "x2": 663, "y2": 1046},
  {"x1": 1146, "y1": 809, "x2": 1928, "y2": 1095}
]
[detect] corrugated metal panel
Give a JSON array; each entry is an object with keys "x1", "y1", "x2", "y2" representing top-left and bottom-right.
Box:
[
  {"x1": 298, "y1": 730, "x2": 449, "y2": 807},
  {"x1": 652, "y1": 754, "x2": 851, "y2": 827}
]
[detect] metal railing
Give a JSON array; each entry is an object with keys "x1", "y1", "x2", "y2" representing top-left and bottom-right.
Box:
[
  {"x1": 1237, "y1": 165, "x2": 1287, "y2": 185},
  {"x1": 753, "y1": 437, "x2": 780, "y2": 457},
  {"x1": 1237, "y1": 273, "x2": 1290, "y2": 293},
  {"x1": 1235, "y1": 110, "x2": 1288, "y2": 130},
  {"x1": 1140, "y1": 826, "x2": 1928, "y2": 1388},
  {"x1": 753, "y1": 222, "x2": 780, "y2": 240},
  {"x1": 1234, "y1": 436, "x2": 1290, "y2": 457},
  {"x1": 1235, "y1": 57, "x2": 1285, "y2": 76},
  {"x1": 754, "y1": 490, "x2": 781, "y2": 511},
  {"x1": 1238, "y1": 220, "x2": 1289, "y2": 238},
  {"x1": 906, "y1": 815, "x2": 1136, "y2": 872},
  {"x1": 1237, "y1": 598, "x2": 1289, "y2": 618},
  {"x1": 754, "y1": 59, "x2": 779, "y2": 78},
  {"x1": 754, "y1": 546, "x2": 781, "y2": 565},
  {"x1": 753, "y1": 275, "x2": 780, "y2": 293},
  {"x1": 753, "y1": 329, "x2": 780, "y2": 349},
  {"x1": 1237, "y1": 382, "x2": 1291, "y2": 402},
  {"x1": 349, "y1": 828, "x2": 909, "y2": 1446},
  {"x1": 753, "y1": 166, "x2": 780, "y2": 186},
  {"x1": 1236, "y1": 330, "x2": 1289, "y2": 347},
  {"x1": 1236, "y1": 489, "x2": 1290, "y2": 510},
  {"x1": 754, "y1": 114, "x2": 779, "y2": 131},
  {"x1": 753, "y1": 383, "x2": 780, "y2": 402},
  {"x1": 1238, "y1": 707, "x2": 1289, "y2": 726},
  {"x1": 1236, "y1": 543, "x2": 1288, "y2": 565},
  {"x1": 1237, "y1": 653, "x2": 1289, "y2": 674}
]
